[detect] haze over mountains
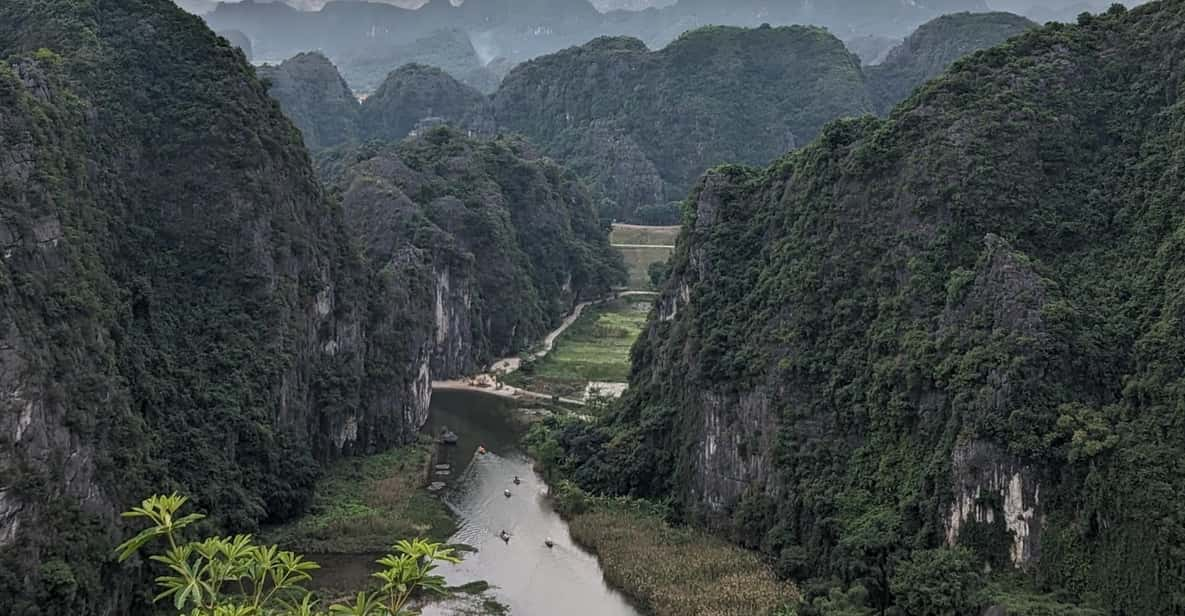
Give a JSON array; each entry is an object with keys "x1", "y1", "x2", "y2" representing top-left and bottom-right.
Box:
[
  {"x1": 257, "y1": 13, "x2": 1036, "y2": 222},
  {"x1": 196, "y1": 0, "x2": 999, "y2": 94}
]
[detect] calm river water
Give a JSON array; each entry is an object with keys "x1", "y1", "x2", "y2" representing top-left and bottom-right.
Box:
[{"x1": 316, "y1": 389, "x2": 640, "y2": 616}]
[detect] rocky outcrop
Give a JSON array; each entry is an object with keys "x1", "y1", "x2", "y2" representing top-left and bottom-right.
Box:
[
  {"x1": 262, "y1": 57, "x2": 496, "y2": 151},
  {"x1": 562, "y1": 121, "x2": 666, "y2": 222},
  {"x1": 202, "y1": 0, "x2": 989, "y2": 78},
  {"x1": 945, "y1": 440, "x2": 1042, "y2": 566}
]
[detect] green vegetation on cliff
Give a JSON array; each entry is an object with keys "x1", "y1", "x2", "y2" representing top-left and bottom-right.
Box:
[
  {"x1": 866, "y1": 11, "x2": 1039, "y2": 114},
  {"x1": 492, "y1": 25, "x2": 873, "y2": 221},
  {"x1": 0, "y1": 1, "x2": 437, "y2": 613},
  {"x1": 257, "y1": 52, "x2": 360, "y2": 150},
  {"x1": 358, "y1": 64, "x2": 494, "y2": 143},
  {"x1": 560, "y1": 2, "x2": 1185, "y2": 614},
  {"x1": 262, "y1": 58, "x2": 494, "y2": 150},
  {"x1": 316, "y1": 128, "x2": 626, "y2": 372},
  {"x1": 526, "y1": 426, "x2": 799, "y2": 616}
]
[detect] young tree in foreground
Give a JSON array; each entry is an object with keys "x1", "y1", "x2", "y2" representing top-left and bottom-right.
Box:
[{"x1": 116, "y1": 494, "x2": 461, "y2": 615}]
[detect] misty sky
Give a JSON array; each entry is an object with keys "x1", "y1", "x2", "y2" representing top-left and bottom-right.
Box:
[{"x1": 187, "y1": 0, "x2": 1140, "y2": 13}]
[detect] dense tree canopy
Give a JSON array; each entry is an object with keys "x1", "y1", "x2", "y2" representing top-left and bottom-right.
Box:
[{"x1": 565, "y1": 2, "x2": 1185, "y2": 613}]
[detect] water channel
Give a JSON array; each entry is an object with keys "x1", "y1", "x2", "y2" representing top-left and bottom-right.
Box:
[{"x1": 316, "y1": 389, "x2": 640, "y2": 616}]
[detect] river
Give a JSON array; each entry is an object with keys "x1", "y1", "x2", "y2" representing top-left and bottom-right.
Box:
[{"x1": 316, "y1": 389, "x2": 640, "y2": 616}]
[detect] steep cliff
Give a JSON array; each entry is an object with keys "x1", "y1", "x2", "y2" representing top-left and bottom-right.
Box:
[
  {"x1": 0, "y1": 1, "x2": 434, "y2": 613},
  {"x1": 257, "y1": 52, "x2": 360, "y2": 150},
  {"x1": 316, "y1": 129, "x2": 626, "y2": 375},
  {"x1": 493, "y1": 26, "x2": 873, "y2": 221},
  {"x1": 576, "y1": 3, "x2": 1185, "y2": 613},
  {"x1": 866, "y1": 11, "x2": 1039, "y2": 115}
]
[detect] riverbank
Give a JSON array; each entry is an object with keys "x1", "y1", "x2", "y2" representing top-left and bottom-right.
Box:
[
  {"x1": 528, "y1": 425, "x2": 799, "y2": 616},
  {"x1": 434, "y1": 292, "x2": 655, "y2": 406},
  {"x1": 264, "y1": 437, "x2": 455, "y2": 555},
  {"x1": 568, "y1": 502, "x2": 799, "y2": 616}
]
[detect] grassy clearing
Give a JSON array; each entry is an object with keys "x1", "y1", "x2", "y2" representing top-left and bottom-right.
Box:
[
  {"x1": 506, "y1": 296, "x2": 650, "y2": 398},
  {"x1": 610, "y1": 224, "x2": 681, "y2": 246},
  {"x1": 617, "y1": 245, "x2": 674, "y2": 290},
  {"x1": 264, "y1": 437, "x2": 455, "y2": 553},
  {"x1": 569, "y1": 502, "x2": 798, "y2": 616},
  {"x1": 610, "y1": 224, "x2": 678, "y2": 290}
]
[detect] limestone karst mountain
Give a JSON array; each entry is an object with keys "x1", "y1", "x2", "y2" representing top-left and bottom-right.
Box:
[{"x1": 563, "y1": 3, "x2": 1185, "y2": 613}]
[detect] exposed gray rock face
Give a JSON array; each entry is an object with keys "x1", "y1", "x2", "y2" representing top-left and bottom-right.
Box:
[
  {"x1": 946, "y1": 440, "x2": 1042, "y2": 566},
  {"x1": 323, "y1": 156, "x2": 484, "y2": 377}
]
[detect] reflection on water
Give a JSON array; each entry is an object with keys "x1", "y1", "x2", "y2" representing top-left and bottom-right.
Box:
[
  {"x1": 307, "y1": 390, "x2": 638, "y2": 615},
  {"x1": 421, "y1": 390, "x2": 639, "y2": 616}
]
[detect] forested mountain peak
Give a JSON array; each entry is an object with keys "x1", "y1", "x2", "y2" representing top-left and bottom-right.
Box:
[
  {"x1": 257, "y1": 51, "x2": 360, "y2": 149},
  {"x1": 866, "y1": 10, "x2": 1040, "y2": 113},
  {"x1": 493, "y1": 23, "x2": 871, "y2": 221},
  {"x1": 562, "y1": 1, "x2": 1185, "y2": 613},
  {"x1": 360, "y1": 63, "x2": 495, "y2": 141}
]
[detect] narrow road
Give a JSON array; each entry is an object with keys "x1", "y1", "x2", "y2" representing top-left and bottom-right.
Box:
[
  {"x1": 433, "y1": 293, "x2": 647, "y2": 406},
  {"x1": 611, "y1": 243, "x2": 676, "y2": 249}
]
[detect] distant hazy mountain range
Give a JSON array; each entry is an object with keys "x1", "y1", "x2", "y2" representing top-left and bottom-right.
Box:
[
  {"x1": 193, "y1": 0, "x2": 996, "y2": 95},
  {"x1": 258, "y1": 12, "x2": 1038, "y2": 223}
]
